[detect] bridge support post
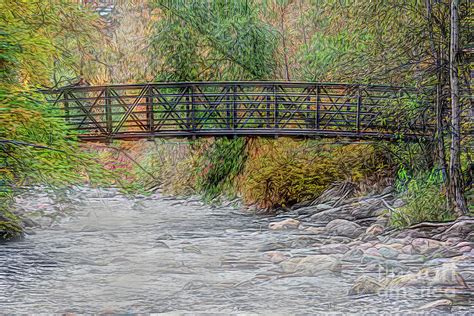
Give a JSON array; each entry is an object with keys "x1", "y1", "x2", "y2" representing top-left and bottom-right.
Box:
[
  {"x1": 232, "y1": 85, "x2": 237, "y2": 130},
  {"x1": 226, "y1": 86, "x2": 231, "y2": 130},
  {"x1": 64, "y1": 91, "x2": 70, "y2": 124},
  {"x1": 356, "y1": 87, "x2": 361, "y2": 134},
  {"x1": 274, "y1": 85, "x2": 278, "y2": 130},
  {"x1": 316, "y1": 85, "x2": 320, "y2": 130},
  {"x1": 266, "y1": 86, "x2": 271, "y2": 128},
  {"x1": 105, "y1": 88, "x2": 113, "y2": 137},
  {"x1": 191, "y1": 85, "x2": 196, "y2": 135},
  {"x1": 185, "y1": 86, "x2": 191, "y2": 131},
  {"x1": 146, "y1": 92, "x2": 154, "y2": 136}
]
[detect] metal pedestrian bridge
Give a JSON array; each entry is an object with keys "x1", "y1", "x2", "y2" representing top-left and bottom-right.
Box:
[{"x1": 45, "y1": 81, "x2": 432, "y2": 141}]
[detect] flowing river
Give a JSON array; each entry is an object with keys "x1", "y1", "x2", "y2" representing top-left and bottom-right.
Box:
[{"x1": 1, "y1": 187, "x2": 472, "y2": 314}]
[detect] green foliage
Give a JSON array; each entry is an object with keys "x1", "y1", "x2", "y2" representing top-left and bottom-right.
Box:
[
  {"x1": 0, "y1": 1, "x2": 106, "y2": 240},
  {"x1": 0, "y1": 88, "x2": 105, "y2": 185},
  {"x1": 151, "y1": 0, "x2": 278, "y2": 80},
  {"x1": 0, "y1": 88, "x2": 111, "y2": 240},
  {"x1": 390, "y1": 168, "x2": 452, "y2": 229},
  {"x1": 295, "y1": 0, "x2": 470, "y2": 85},
  {"x1": 0, "y1": 0, "x2": 100, "y2": 86},
  {"x1": 0, "y1": 207, "x2": 22, "y2": 241},
  {"x1": 195, "y1": 138, "x2": 247, "y2": 201},
  {"x1": 297, "y1": 30, "x2": 369, "y2": 81}
]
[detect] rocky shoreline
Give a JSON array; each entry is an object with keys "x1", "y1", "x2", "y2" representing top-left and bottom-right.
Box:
[{"x1": 262, "y1": 186, "x2": 473, "y2": 313}]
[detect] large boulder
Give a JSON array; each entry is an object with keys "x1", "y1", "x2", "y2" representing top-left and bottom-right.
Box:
[
  {"x1": 350, "y1": 200, "x2": 385, "y2": 219},
  {"x1": 325, "y1": 219, "x2": 364, "y2": 238}
]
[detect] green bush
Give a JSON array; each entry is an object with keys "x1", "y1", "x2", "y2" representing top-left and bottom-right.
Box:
[
  {"x1": 390, "y1": 168, "x2": 453, "y2": 228},
  {"x1": 195, "y1": 138, "x2": 247, "y2": 201},
  {"x1": 0, "y1": 207, "x2": 22, "y2": 241}
]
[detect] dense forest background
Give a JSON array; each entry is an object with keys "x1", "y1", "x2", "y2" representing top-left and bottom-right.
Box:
[{"x1": 0, "y1": 0, "x2": 472, "y2": 240}]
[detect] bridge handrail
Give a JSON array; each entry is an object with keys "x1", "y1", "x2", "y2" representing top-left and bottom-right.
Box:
[{"x1": 42, "y1": 81, "x2": 420, "y2": 94}]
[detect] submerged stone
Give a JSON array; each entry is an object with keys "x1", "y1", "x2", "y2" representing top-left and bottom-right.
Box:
[{"x1": 348, "y1": 275, "x2": 382, "y2": 295}]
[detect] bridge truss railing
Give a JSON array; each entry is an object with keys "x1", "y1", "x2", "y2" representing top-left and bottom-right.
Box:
[{"x1": 45, "y1": 82, "x2": 432, "y2": 141}]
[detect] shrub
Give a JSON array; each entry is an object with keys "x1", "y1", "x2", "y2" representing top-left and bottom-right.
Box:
[
  {"x1": 241, "y1": 139, "x2": 393, "y2": 209},
  {"x1": 195, "y1": 138, "x2": 247, "y2": 201},
  {"x1": 333, "y1": 143, "x2": 391, "y2": 183},
  {"x1": 389, "y1": 168, "x2": 452, "y2": 228},
  {"x1": 242, "y1": 140, "x2": 337, "y2": 208}
]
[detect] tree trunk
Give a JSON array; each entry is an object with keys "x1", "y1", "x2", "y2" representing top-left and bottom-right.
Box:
[
  {"x1": 426, "y1": 0, "x2": 448, "y2": 180},
  {"x1": 448, "y1": 0, "x2": 467, "y2": 216}
]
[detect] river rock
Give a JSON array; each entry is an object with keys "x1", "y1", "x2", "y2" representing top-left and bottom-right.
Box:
[
  {"x1": 325, "y1": 219, "x2": 364, "y2": 238},
  {"x1": 350, "y1": 201, "x2": 385, "y2": 219},
  {"x1": 365, "y1": 224, "x2": 384, "y2": 236},
  {"x1": 429, "y1": 246, "x2": 464, "y2": 259},
  {"x1": 434, "y1": 219, "x2": 474, "y2": 240},
  {"x1": 348, "y1": 275, "x2": 382, "y2": 295},
  {"x1": 263, "y1": 251, "x2": 288, "y2": 263},
  {"x1": 411, "y1": 238, "x2": 444, "y2": 255},
  {"x1": 318, "y1": 243, "x2": 350, "y2": 254},
  {"x1": 21, "y1": 217, "x2": 39, "y2": 228},
  {"x1": 429, "y1": 263, "x2": 468, "y2": 287},
  {"x1": 358, "y1": 242, "x2": 375, "y2": 251},
  {"x1": 310, "y1": 207, "x2": 353, "y2": 223},
  {"x1": 182, "y1": 245, "x2": 202, "y2": 254},
  {"x1": 416, "y1": 299, "x2": 452, "y2": 312},
  {"x1": 279, "y1": 255, "x2": 341, "y2": 276},
  {"x1": 397, "y1": 254, "x2": 426, "y2": 263},
  {"x1": 445, "y1": 237, "x2": 463, "y2": 246},
  {"x1": 395, "y1": 229, "x2": 430, "y2": 239},
  {"x1": 364, "y1": 247, "x2": 382, "y2": 257},
  {"x1": 401, "y1": 244, "x2": 415, "y2": 255},
  {"x1": 457, "y1": 245, "x2": 472, "y2": 254},
  {"x1": 315, "y1": 203, "x2": 333, "y2": 211},
  {"x1": 393, "y1": 199, "x2": 405, "y2": 208},
  {"x1": 377, "y1": 246, "x2": 400, "y2": 259},
  {"x1": 346, "y1": 249, "x2": 366, "y2": 262},
  {"x1": 268, "y1": 218, "x2": 300, "y2": 230},
  {"x1": 467, "y1": 231, "x2": 474, "y2": 242},
  {"x1": 454, "y1": 241, "x2": 472, "y2": 248},
  {"x1": 305, "y1": 227, "x2": 325, "y2": 234},
  {"x1": 385, "y1": 263, "x2": 468, "y2": 289}
]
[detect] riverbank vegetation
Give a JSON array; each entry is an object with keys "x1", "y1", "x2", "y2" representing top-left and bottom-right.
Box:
[
  {"x1": 0, "y1": 1, "x2": 110, "y2": 239},
  {"x1": 1, "y1": 0, "x2": 472, "y2": 240}
]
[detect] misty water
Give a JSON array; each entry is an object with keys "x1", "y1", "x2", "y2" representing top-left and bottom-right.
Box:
[{"x1": 0, "y1": 188, "x2": 472, "y2": 314}]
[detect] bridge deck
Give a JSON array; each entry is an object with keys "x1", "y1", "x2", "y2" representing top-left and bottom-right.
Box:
[{"x1": 45, "y1": 81, "x2": 432, "y2": 141}]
